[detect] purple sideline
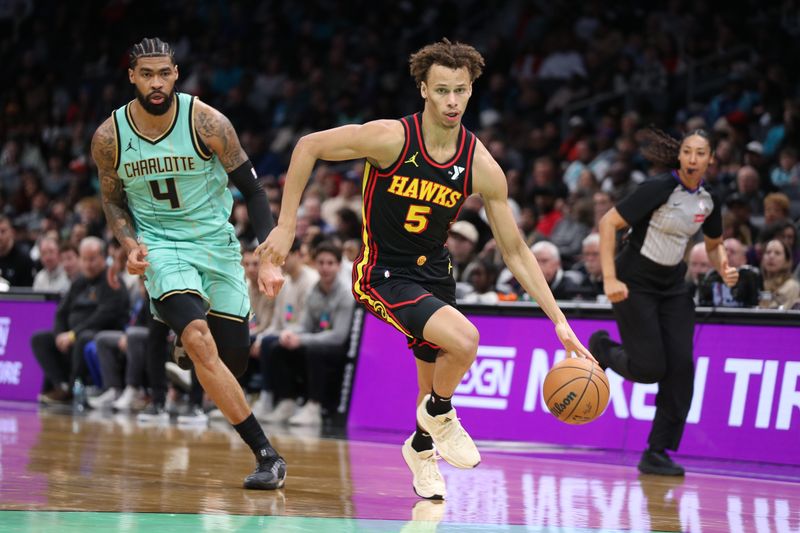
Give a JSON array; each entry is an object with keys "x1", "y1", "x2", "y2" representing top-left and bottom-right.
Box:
[{"x1": 350, "y1": 312, "x2": 800, "y2": 466}]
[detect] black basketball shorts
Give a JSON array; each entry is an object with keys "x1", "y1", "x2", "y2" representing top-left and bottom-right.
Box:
[{"x1": 353, "y1": 249, "x2": 456, "y2": 363}]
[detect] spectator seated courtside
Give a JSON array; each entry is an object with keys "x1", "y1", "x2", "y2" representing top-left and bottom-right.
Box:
[
  {"x1": 263, "y1": 241, "x2": 354, "y2": 427},
  {"x1": 30, "y1": 237, "x2": 129, "y2": 404}
]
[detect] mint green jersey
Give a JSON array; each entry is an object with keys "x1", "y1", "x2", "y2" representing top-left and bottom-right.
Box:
[
  {"x1": 113, "y1": 92, "x2": 235, "y2": 243},
  {"x1": 112, "y1": 93, "x2": 249, "y2": 319}
]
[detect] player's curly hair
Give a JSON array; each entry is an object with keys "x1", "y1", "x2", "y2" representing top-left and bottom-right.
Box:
[
  {"x1": 640, "y1": 127, "x2": 714, "y2": 169},
  {"x1": 129, "y1": 37, "x2": 175, "y2": 68},
  {"x1": 409, "y1": 38, "x2": 485, "y2": 87}
]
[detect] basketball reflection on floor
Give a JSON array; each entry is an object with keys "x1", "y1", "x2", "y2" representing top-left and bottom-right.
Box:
[{"x1": 0, "y1": 406, "x2": 798, "y2": 532}]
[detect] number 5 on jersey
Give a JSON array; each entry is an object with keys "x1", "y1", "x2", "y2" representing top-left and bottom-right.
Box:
[
  {"x1": 149, "y1": 177, "x2": 181, "y2": 209},
  {"x1": 404, "y1": 204, "x2": 431, "y2": 233}
]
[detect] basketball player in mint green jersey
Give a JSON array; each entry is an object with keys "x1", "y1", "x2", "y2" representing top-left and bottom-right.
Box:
[{"x1": 91, "y1": 38, "x2": 286, "y2": 490}]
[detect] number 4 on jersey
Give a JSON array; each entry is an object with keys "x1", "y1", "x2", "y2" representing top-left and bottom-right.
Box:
[
  {"x1": 404, "y1": 204, "x2": 431, "y2": 233},
  {"x1": 149, "y1": 177, "x2": 181, "y2": 209}
]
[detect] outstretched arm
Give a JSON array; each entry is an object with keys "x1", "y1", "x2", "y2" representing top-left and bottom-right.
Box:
[
  {"x1": 194, "y1": 100, "x2": 274, "y2": 243},
  {"x1": 257, "y1": 119, "x2": 405, "y2": 266},
  {"x1": 598, "y1": 208, "x2": 630, "y2": 303},
  {"x1": 472, "y1": 141, "x2": 593, "y2": 360},
  {"x1": 92, "y1": 118, "x2": 149, "y2": 275}
]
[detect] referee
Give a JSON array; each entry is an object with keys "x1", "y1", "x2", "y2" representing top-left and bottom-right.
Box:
[{"x1": 589, "y1": 128, "x2": 739, "y2": 476}]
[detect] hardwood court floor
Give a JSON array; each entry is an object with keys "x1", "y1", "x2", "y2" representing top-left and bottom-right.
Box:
[{"x1": 1, "y1": 403, "x2": 798, "y2": 532}]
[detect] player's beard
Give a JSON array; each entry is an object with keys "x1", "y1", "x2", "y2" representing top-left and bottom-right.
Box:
[{"x1": 135, "y1": 87, "x2": 175, "y2": 116}]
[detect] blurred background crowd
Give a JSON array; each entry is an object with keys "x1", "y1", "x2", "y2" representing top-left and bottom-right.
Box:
[{"x1": 3, "y1": 0, "x2": 800, "y2": 311}]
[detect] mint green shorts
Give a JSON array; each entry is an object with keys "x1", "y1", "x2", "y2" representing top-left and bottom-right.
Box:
[{"x1": 143, "y1": 238, "x2": 250, "y2": 322}]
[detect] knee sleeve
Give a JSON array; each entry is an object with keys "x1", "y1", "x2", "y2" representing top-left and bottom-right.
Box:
[
  {"x1": 152, "y1": 293, "x2": 207, "y2": 336},
  {"x1": 208, "y1": 314, "x2": 250, "y2": 377}
]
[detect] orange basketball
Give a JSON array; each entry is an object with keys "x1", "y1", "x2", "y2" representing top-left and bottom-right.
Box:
[{"x1": 543, "y1": 357, "x2": 609, "y2": 425}]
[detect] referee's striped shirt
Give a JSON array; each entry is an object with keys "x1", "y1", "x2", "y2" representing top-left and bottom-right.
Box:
[{"x1": 615, "y1": 171, "x2": 722, "y2": 273}]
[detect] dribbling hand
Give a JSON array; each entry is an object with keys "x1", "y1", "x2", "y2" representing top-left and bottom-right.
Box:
[
  {"x1": 555, "y1": 322, "x2": 598, "y2": 364},
  {"x1": 257, "y1": 258, "x2": 284, "y2": 298},
  {"x1": 603, "y1": 277, "x2": 629, "y2": 303},
  {"x1": 127, "y1": 243, "x2": 150, "y2": 276},
  {"x1": 256, "y1": 226, "x2": 295, "y2": 267}
]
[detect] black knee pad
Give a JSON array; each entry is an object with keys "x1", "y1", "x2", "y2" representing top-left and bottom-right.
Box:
[
  {"x1": 152, "y1": 292, "x2": 207, "y2": 336},
  {"x1": 208, "y1": 313, "x2": 250, "y2": 377}
]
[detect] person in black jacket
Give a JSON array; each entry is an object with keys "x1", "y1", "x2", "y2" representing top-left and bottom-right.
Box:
[
  {"x1": 0, "y1": 215, "x2": 34, "y2": 287},
  {"x1": 589, "y1": 128, "x2": 739, "y2": 476},
  {"x1": 31, "y1": 236, "x2": 129, "y2": 404},
  {"x1": 568, "y1": 233, "x2": 605, "y2": 300},
  {"x1": 698, "y1": 237, "x2": 761, "y2": 307}
]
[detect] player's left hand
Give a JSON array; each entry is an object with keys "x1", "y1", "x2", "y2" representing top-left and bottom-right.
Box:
[
  {"x1": 555, "y1": 322, "x2": 598, "y2": 364},
  {"x1": 258, "y1": 258, "x2": 284, "y2": 298},
  {"x1": 256, "y1": 225, "x2": 295, "y2": 267}
]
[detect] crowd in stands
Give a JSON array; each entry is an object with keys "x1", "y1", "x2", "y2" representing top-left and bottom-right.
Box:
[{"x1": 2, "y1": 1, "x2": 800, "y2": 422}]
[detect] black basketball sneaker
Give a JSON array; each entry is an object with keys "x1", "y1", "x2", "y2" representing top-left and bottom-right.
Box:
[
  {"x1": 244, "y1": 453, "x2": 287, "y2": 490},
  {"x1": 638, "y1": 449, "x2": 685, "y2": 476},
  {"x1": 588, "y1": 330, "x2": 611, "y2": 370}
]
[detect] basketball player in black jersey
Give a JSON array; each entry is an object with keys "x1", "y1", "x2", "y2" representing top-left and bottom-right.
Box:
[
  {"x1": 590, "y1": 129, "x2": 739, "y2": 476},
  {"x1": 257, "y1": 39, "x2": 593, "y2": 500}
]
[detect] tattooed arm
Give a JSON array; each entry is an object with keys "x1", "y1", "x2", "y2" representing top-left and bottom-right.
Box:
[
  {"x1": 193, "y1": 100, "x2": 248, "y2": 172},
  {"x1": 91, "y1": 118, "x2": 150, "y2": 275},
  {"x1": 194, "y1": 100, "x2": 283, "y2": 296},
  {"x1": 194, "y1": 100, "x2": 274, "y2": 242}
]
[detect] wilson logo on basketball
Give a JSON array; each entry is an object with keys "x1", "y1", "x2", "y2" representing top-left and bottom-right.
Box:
[
  {"x1": 542, "y1": 356, "x2": 610, "y2": 425},
  {"x1": 550, "y1": 391, "x2": 577, "y2": 415}
]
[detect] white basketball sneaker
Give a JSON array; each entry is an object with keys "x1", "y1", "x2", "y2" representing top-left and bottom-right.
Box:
[
  {"x1": 87, "y1": 387, "x2": 118, "y2": 409},
  {"x1": 401, "y1": 434, "x2": 446, "y2": 500},
  {"x1": 416, "y1": 395, "x2": 481, "y2": 469},
  {"x1": 251, "y1": 391, "x2": 273, "y2": 420},
  {"x1": 262, "y1": 399, "x2": 297, "y2": 424}
]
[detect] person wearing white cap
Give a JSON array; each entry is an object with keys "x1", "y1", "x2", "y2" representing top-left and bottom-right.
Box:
[{"x1": 446, "y1": 220, "x2": 478, "y2": 282}]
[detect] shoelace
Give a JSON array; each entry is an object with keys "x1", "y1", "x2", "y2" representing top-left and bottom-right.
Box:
[
  {"x1": 437, "y1": 416, "x2": 470, "y2": 446},
  {"x1": 419, "y1": 452, "x2": 443, "y2": 483},
  {"x1": 257, "y1": 455, "x2": 285, "y2": 474}
]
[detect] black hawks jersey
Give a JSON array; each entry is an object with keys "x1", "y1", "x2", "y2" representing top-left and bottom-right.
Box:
[{"x1": 358, "y1": 112, "x2": 477, "y2": 264}]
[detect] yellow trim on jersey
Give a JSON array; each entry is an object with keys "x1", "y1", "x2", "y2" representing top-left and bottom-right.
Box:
[
  {"x1": 351, "y1": 162, "x2": 413, "y2": 337},
  {"x1": 207, "y1": 310, "x2": 246, "y2": 323},
  {"x1": 190, "y1": 97, "x2": 213, "y2": 160},
  {"x1": 157, "y1": 289, "x2": 207, "y2": 302},
  {"x1": 125, "y1": 96, "x2": 179, "y2": 144},
  {"x1": 111, "y1": 112, "x2": 120, "y2": 170}
]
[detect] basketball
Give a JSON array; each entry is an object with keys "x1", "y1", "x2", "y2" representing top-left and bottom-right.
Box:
[{"x1": 543, "y1": 357, "x2": 609, "y2": 425}]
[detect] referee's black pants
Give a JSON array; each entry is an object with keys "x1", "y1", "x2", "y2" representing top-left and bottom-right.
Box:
[{"x1": 607, "y1": 289, "x2": 695, "y2": 452}]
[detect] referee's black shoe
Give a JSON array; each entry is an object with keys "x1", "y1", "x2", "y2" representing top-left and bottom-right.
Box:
[
  {"x1": 244, "y1": 454, "x2": 287, "y2": 490},
  {"x1": 172, "y1": 338, "x2": 193, "y2": 370},
  {"x1": 638, "y1": 449, "x2": 685, "y2": 476},
  {"x1": 588, "y1": 330, "x2": 611, "y2": 370}
]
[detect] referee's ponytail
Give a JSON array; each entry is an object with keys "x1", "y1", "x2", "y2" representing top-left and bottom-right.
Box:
[{"x1": 640, "y1": 127, "x2": 713, "y2": 169}]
